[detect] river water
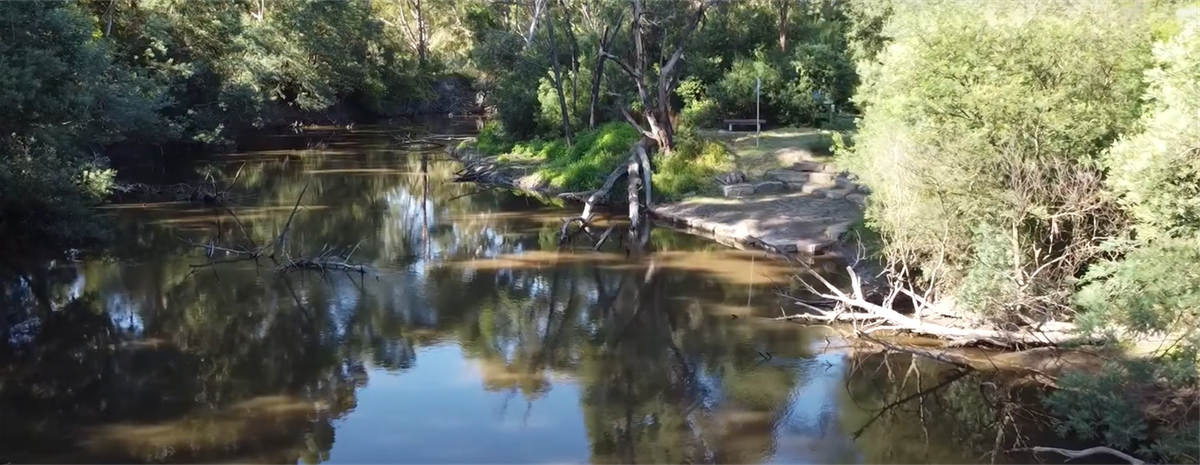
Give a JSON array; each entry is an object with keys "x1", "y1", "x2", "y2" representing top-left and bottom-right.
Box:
[{"x1": 1, "y1": 122, "x2": 1036, "y2": 463}]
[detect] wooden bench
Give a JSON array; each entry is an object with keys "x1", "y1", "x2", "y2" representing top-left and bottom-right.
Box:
[{"x1": 722, "y1": 118, "x2": 766, "y2": 131}]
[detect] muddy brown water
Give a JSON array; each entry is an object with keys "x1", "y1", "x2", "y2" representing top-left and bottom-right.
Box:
[{"x1": 1, "y1": 122, "x2": 1062, "y2": 464}]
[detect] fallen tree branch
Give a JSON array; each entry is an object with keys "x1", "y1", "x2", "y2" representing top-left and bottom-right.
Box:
[
  {"x1": 794, "y1": 266, "x2": 1088, "y2": 348},
  {"x1": 559, "y1": 142, "x2": 646, "y2": 245},
  {"x1": 279, "y1": 257, "x2": 367, "y2": 274},
  {"x1": 1009, "y1": 446, "x2": 1145, "y2": 465}
]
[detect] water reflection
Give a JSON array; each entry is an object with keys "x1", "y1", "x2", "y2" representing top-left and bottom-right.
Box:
[{"x1": 2, "y1": 124, "x2": 1017, "y2": 464}]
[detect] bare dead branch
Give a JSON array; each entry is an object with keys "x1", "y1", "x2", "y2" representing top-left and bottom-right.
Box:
[{"x1": 1009, "y1": 446, "x2": 1145, "y2": 465}]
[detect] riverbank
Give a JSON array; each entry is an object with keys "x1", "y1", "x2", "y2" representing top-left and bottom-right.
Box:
[{"x1": 448, "y1": 128, "x2": 869, "y2": 256}]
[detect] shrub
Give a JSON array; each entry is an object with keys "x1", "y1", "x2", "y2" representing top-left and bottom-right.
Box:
[
  {"x1": 838, "y1": 0, "x2": 1159, "y2": 319},
  {"x1": 653, "y1": 136, "x2": 734, "y2": 201},
  {"x1": 476, "y1": 120, "x2": 515, "y2": 155},
  {"x1": 717, "y1": 51, "x2": 781, "y2": 118},
  {"x1": 529, "y1": 122, "x2": 640, "y2": 191},
  {"x1": 1101, "y1": 5, "x2": 1200, "y2": 242},
  {"x1": 1047, "y1": 12, "x2": 1200, "y2": 462},
  {"x1": 676, "y1": 78, "x2": 722, "y2": 130}
]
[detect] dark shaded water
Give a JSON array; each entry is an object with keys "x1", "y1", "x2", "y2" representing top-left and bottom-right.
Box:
[{"x1": 1, "y1": 121, "x2": 1043, "y2": 464}]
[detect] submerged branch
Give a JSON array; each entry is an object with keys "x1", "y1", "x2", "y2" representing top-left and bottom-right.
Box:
[{"x1": 1009, "y1": 446, "x2": 1145, "y2": 465}]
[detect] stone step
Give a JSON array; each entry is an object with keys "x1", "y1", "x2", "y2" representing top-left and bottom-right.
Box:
[
  {"x1": 805, "y1": 171, "x2": 840, "y2": 187},
  {"x1": 791, "y1": 161, "x2": 841, "y2": 173},
  {"x1": 765, "y1": 169, "x2": 809, "y2": 184},
  {"x1": 721, "y1": 181, "x2": 788, "y2": 198}
]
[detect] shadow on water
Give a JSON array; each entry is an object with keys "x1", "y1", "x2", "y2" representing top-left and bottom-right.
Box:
[{"x1": 1, "y1": 122, "x2": 1066, "y2": 464}]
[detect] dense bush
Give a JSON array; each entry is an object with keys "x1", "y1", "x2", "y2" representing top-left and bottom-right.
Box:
[
  {"x1": 1050, "y1": 9, "x2": 1200, "y2": 462},
  {"x1": 844, "y1": 1, "x2": 1198, "y2": 461},
  {"x1": 1, "y1": 0, "x2": 442, "y2": 247},
  {"x1": 676, "y1": 79, "x2": 722, "y2": 131},
  {"x1": 475, "y1": 121, "x2": 516, "y2": 156},
  {"x1": 0, "y1": 2, "x2": 166, "y2": 245},
  {"x1": 839, "y1": 0, "x2": 1158, "y2": 320},
  {"x1": 1101, "y1": 5, "x2": 1200, "y2": 242},
  {"x1": 484, "y1": 122, "x2": 639, "y2": 192}
]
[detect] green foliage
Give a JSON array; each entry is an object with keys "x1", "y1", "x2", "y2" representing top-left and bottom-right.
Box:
[
  {"x1": 0, "y1": 1, "x2": 168, "y2": 245},
  {"x1": 717, "y1": 51, "x2": 782, "y2": 117},
  {"x1": 1101, "y1": 6, "x2": 1200, "y2": 241},
  {"x1": 0, "y1": 145, "x2": 113, "y2": 245},
  {"x1": 653, "y1": 136, "x2": 734, "y2": 201},
  {"x1": 1044, "y1": 365, "x2": 1153, "y2": 451},
  {"x1": 844, "y1": 1, "x2": 1199, "y2": 460},
  {"x1": 711, "y1": 41, "x2": 854, "y2": 127},
  {"x1": 2, "y1": 0, "x2": 446, "y2": 247},
  {"x1": 491, "y1": 123, "x2": 639, "y2": 192},
  {"x1": 1075, "y1": 238, "x2": 1200, "y2": 342},
  {"x1": 840, "y1": 0, "x2": 1159, "y2": 318},
  {"x1": 475, "y1": 120, "x2": 516, "y2": 155},
  {"x1": 676, "y1": 78, "x2": 721, "y2": 131}
]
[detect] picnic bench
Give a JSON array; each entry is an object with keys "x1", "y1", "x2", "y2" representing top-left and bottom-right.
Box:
[{"x1": 722, "y1": 118, "x2": 766, "y2": 131}]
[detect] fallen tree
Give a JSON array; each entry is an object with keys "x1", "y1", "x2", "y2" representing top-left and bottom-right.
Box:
[{"x1": 558, "y1": 141, "x2": 653, "y2": 249}]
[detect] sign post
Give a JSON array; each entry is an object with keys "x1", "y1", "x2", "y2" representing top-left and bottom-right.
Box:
[{"x1": 755, "y1": 76, "x2": 761, "y2": 147}]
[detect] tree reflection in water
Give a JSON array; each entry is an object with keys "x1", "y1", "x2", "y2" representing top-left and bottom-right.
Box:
[{"x1": 1, "y1": 125, "x2": 1038, "y2": 464}]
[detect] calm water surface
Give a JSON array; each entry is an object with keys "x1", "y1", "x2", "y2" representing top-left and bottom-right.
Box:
[{"x1": 1, "y1": 122, "x2": 1025, "y2": 464}]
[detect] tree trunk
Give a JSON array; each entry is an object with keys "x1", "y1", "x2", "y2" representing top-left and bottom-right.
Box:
[
  {"x1": 558, "y1": 0, "x2": 581, "y2": 111},
  {"x1": 778, "y1": 0, "x2": 789, "y2": 52},
  {"x1": 603, "y1": 0, "x2": 713, "y2": 154},
  {"x1": 415, "y1": 0, "x2": 428, "y2": 66},
  {"x1": 589, "y1": 19, "x2": 622, "y2": 129},
  {"x1": 546, "y1": 7, "x2": 574, "y2": 145},
  {"x1": 525, "y1": 0, "x2": 548, "y2": 49},
  {"x1": 104, "y1": 0, "x2": 116, "y2": 36},
  {"x1": 645, "y1": 109, "x2": 675, "y2": 153}
]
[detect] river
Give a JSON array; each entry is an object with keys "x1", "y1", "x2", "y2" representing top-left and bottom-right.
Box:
[{"x1": 0, "y1": 121, "x2": 1048, "y2": 464}]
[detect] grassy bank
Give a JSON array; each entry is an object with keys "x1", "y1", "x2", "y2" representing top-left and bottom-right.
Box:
[
  {"x1": 466, "y1": 122, "x2": 736, "y2": 202},
  {"x1": 700, "y1": 126, "x2": 853, "y2": 178}
]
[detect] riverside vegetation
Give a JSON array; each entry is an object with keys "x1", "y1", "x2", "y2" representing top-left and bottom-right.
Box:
[{"x1": 2, "y1": 0, "x2": 1198, "y2": 463}]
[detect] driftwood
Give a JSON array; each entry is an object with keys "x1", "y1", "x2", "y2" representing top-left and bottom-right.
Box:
[
  {"x1": 782, "y1": 265, "x2": 1088, "y2": 348},
  {"x1": 180, "y1": 180, "x2": 370, "y2": 278},
  {"x1": 1009, "y1": 446, "x2": 1145, "y2": 465},
  {"x1": 392, "y1": 132, "x2": 462, "y2": 150}
]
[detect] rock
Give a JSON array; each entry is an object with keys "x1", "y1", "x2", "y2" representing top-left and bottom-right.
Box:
[
  {"x1": 806, "y1": 172, "x2": 839, "y2": 186},
  {"x1": 824, "y1": 220, "x2": 857, "y2": 241},
  {"x1": 722, "y1": 183, "x2": 756, "y2": 197},
  {"x1": 822, "y1": 188, "x2": 852, "y2": 200},
  {"x1": 753, "y1": 181, "x2": 787, "y2": 195},
  {"x1": 846, "y1": 193, "x2": 867, "y2": 206},
  {"x1": 856, "y1": 184, "x2": 871, "y2": 194},
  {"x1": 791, "y1": 161, "x2": 826, "y2": 172},
  {"x1": 794, "y1": 239, "x2": 832, "y2": 255},
  {"x1": 800, "y1": 184, "x2": 826, "y2": 195},
  {"x1": 835, "y1": 175, "x2": 856, "y2": 189},
  {"x1": 792, "y1": 161, "x2": 839, "y2": 173},
  {"x1": 714, "y1": 170, "x2": 747, "y2": 185},
  {"x1": 765, "y1": 169, "x2": 809, "y2": 184}
]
